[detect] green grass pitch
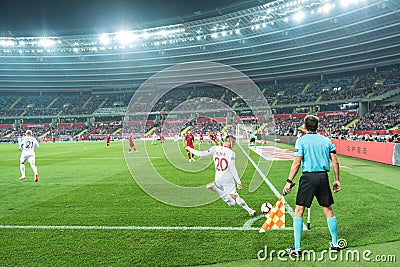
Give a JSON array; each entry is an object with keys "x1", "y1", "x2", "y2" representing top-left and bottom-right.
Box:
[{"x1": 0, "y1": 140, "x2": 399, "y2": 266}]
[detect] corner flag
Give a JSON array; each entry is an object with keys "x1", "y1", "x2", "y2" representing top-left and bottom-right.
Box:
[{"x1": 259, "y1": 197, "x2": 286, "y2": 232}]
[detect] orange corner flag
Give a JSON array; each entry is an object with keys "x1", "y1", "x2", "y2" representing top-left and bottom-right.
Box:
[{"x1": 259, "y1": 197, "x2": 286, "y2": 233}]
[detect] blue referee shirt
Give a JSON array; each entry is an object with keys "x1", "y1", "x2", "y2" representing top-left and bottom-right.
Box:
[{"x1": 294, "y1": 133, "x2": 336, "y2": 172}]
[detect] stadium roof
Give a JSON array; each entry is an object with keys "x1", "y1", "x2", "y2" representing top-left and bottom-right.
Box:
[
  {"x1": 1, "y1": 0, "x2": 400, "y2": 92},
  {"x1": 0, "y1": 0, "x2": 259, "y2": 34}
]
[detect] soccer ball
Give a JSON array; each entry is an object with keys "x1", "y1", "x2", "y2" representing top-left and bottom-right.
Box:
[{"x1": 260, "y1": 202, "x2": 273, "y2": 214}]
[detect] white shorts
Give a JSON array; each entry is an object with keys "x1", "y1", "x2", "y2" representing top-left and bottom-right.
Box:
[
  {"x1": 215, "y1": 178, "x2": 236, "y2": 195},
  {"x1": 20, "y1": 152, "x2": 35, "y2": 164}
]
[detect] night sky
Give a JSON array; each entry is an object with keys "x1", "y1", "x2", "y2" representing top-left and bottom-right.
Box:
[{"x1": 0, "y1": 0, "x2": 260, "y2": 35}]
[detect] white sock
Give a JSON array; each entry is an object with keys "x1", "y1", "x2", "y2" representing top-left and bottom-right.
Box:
[
  {"x1": 224, "y1": 195, "x2": 236, "y2": 207},
  {"x1": 208, "y1": 184, "x2": 236, "y2": 206},
  {"x1": 235, "y1": 195, "x2": 253, "y2": 212},
  {"x1": 20, "y1": 164, "x2": 25, "y2": 177},
  {"x1": 31, "y1": 164, "x2": 38, "y2": 176}
]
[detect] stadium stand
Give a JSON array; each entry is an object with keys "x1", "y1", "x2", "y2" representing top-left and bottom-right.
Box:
[
  {"x1": 1, "y1": 65, "x2": 399, "y2": 117},
  {"x1": 0, "y1": 0, "x2": 399, "y2": 142}
]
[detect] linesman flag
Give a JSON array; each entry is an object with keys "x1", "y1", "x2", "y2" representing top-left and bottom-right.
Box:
[{"x1": 259, "y1": 197, "x2": 286, "y2": 232}]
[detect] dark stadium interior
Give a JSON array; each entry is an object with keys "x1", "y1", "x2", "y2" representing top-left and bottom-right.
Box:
[
  {"x1": 1, "y1": 1, "x2": 400, "y2": 266},
  {"x1": 0, "y1": 0, "x2": 399, "y2": 143}
]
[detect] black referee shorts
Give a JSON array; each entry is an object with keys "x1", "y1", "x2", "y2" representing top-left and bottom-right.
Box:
[
  {"x1": 296, "y1": 172, "x2": 334, "y2": 208},
  {"x1": 250, "y1": 138, "x2": 256, "y2": 143}
]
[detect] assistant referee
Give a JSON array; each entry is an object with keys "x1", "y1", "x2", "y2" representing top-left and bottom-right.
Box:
[{"x1": 283, "y1": 115, "x2": 341, "y2": 255}]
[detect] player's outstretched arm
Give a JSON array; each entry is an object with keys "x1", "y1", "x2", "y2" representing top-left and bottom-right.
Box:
[{"x1": 186, "y1": 146, "x2": 214, "y2": 157}]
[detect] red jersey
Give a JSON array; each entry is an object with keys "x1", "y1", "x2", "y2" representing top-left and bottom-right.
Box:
[
  {"x1": 106, "y1": 136, "x2": 111, "y2": 143},
  {"x1": 210, "y1": 133, "x2": 216, "y2": 141},
  {"x1": 200, "y1": 134, "x2": 204, "y2": 141},
  {"x1": 185, "y1": 133, "x2": 195, "y2": 147},
  {"x1": 129, "y1": 136, "x2": 134, "y2": 146}
]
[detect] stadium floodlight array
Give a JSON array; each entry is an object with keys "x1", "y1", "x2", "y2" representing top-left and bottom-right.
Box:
[
  {"x1": 0, "y1": 0, "x2": 374, "y2": 54},
  {"x1": 0, "y1": 37, "x2": 60, "y2": 48}
]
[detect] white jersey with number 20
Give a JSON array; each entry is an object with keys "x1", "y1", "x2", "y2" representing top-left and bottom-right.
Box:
[{"x1": 188, "y1": 146, "x2": 241, "y2": 185}]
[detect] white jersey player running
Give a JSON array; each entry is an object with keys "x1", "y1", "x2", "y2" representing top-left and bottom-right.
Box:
[
  {"x1": 186, "y1": 135, "x2": 256, "y2": 216},
  {"x1": 19, "y1": 130, "x2": 39, "y2": 182}
]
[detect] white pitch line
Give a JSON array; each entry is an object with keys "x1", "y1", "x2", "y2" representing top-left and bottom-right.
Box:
[
  {"x1": 243, "y1": 214, "x2": 265, "y2": 230},
  {"x1": 238, "y1": 144, "x2": 295, "y2": 217},
  {"x1": 36, "y1": 157, "x2": 163, "y2": 161},
  {"x1": 238, "y1": 145, "x2": 309, "y2": 231},
  {"x1": 39, "y1": 157, "x2": 122, "y2": 160},
  {"x1": 3, "y1": 145, "x2": 108, "y2": 162},
  {"x1": 0, "y1": 225, "x2": 294, "y2": 231}
]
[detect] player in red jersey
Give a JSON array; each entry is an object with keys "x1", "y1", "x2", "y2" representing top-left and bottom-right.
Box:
[
  {"x1": 199, "y1": 133, "x2": 204, "y2": 143},
  {"x1": 106, "y1": 134, "x2": 111, "y2": 148},
  {"x1": 128, "y1": 135, "x2": 137, "y2": 153},
  {"x1": 213, "y1": 132, "x2": 218, "y2": 144},
  {"x1": 184, "y1": 129, "x2": 195, "y2": 162},
  {"x1": 209, "y1": 132, "x2": 215, "y2": 144},
  {"x1": 160, "y1": 134, "x2": 165, "y2": 144}
]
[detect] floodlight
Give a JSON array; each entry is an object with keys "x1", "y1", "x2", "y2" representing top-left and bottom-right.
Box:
[
  {"x1": 115, "y1": 31, "x2": 136, "y2": 44},
  {"x1": 293, "y1": 11, "x2": 305, "y2": 22},
  {"x1": 38, "y1": 38, "x2": 55, "y2": 47},
  {"x1": 341, "y1": 0, "x2": 350, "y2": 7},
  {"x1": 341, "y1": 0, "x2": 360, "y2": 7},
  {"x1": 99, "y1": 34, "x2": 111, "y2": 45},
  {"x1": 158, "y1": 30, "x2": 168, "y2": 37},
  {"x1": 322, "y1": 3, "x2": 335, "y2": 13},
  {"x1": 142, "y1": 32, "x2": 150, "y2": 39},
  {"x1": 0, "y1": 39, "x2": 15, "y2": 47}
]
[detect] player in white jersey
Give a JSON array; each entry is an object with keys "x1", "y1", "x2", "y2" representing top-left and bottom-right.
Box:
[
  {"x1": 19, "y1": 130, "x2": 39, "y2": 182},
  {"x1": 186, "y1": 135, "x2": 256, "y2": 216},
  {"x1": 173, "y1": 134, "x2": 179, "y2": 144}
]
